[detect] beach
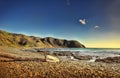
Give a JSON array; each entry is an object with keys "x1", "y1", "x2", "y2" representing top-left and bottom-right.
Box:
[{"x1": 0, "y1": 47, "x2": 120, "y2": 78}]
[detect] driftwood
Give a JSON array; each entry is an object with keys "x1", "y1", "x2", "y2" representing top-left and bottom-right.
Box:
[
  {"x1": 0, "y1": 53, "x2": 60, "y2": 62},
  {"x1": 0, "y1": 54, "x2": 46, "y2": 62}
]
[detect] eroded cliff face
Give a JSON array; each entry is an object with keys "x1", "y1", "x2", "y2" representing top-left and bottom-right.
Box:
[
  {"x1": 41, "y1": 37, "x2": 85, "y2": 48},
  {"x1": 0, "y1": 30, "x2": 85, "y2": 48}
]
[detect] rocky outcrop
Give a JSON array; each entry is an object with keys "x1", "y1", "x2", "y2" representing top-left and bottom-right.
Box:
[
  {"x1": 0, "y1": 30, "x2": 85, "y2": 48},
  {"x1": 95, "y1": 56, "x2": 120, "y2": 63},
  {"x1": 41, "y1": 37, "x2": 85, "y2": 48}
]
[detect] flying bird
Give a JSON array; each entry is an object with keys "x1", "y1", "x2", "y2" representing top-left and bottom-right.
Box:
[{"x1": 79, "y1": 19, "x2": 86, "y2": 25}]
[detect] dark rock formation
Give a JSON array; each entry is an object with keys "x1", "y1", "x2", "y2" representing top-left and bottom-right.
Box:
[
  {"x1": 41, "y1": 37, "x2": 85, "y2": 48},
  {"x1": 53, "y1": 51, "x2": 73, "y2": 56},
  {"x1": 95, "y1": 56, "x2": 120, "y2": 63},
  {"x1": 73, "y1": 55, "x2": 92, "y2": 60}
]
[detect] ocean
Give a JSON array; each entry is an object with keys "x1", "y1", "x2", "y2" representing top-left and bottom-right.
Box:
[{"x1": 40, "y1": 48, "x2": 120, "y2": 59}]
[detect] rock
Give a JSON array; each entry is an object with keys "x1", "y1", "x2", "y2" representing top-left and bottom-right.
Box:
[
  {"x1": 53, "y1": 51, "x2": 73, "y2": 56},
  {"x1": 41, "y1": 37, "x2": 85, "y2": 48},
  {"x1": 95, "y1": 56, "x2": 120, "y2": 63},
  {"x1": 46, "y1": 55, "x2": 60, "y2": 62},
  {"x1": 73, "y1": 55, "x2": 92, "y2": 60}
]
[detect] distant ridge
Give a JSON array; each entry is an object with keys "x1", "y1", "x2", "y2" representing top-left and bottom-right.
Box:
[{"x1": 0, "y1": 30, "x2": 85, "y2": 48}]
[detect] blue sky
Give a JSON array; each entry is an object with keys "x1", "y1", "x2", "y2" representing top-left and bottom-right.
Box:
[{"x1": 0, "y1": 0, "x2": 120, "y2": 48}]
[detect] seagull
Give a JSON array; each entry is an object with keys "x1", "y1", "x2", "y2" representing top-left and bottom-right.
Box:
[{"x1": 79, "y1": 19, "x2": 86, "y2": 25}]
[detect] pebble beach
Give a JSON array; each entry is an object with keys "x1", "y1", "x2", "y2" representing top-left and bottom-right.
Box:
[{"x1": 0, "y1": 47, "x2": 120, "y2": 78}]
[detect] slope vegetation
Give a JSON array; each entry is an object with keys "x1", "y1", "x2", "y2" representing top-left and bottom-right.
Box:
[{"x1": 0, "y1": 30, "x2": 85, "y2": 48}]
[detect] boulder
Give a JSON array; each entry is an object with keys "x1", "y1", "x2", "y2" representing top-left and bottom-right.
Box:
[{"x1": 46, "y1": 55, "x2": 60, "y2": 62}]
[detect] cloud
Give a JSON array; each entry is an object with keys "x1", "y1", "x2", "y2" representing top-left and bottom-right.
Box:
[
  {"x1": 94, "y1": 25, "x2": 100, "y2": 29},
  {"x1": 0, "y1": 24, "x2": 9, "y2": 27},
  {"x1": 3, "y1": 24, "x2": 8, "y2": 26},
  {"x1": 79, "y1": 19, "x2": 86, "y2": 25},
  {"x1": 66, "y1": 0, "x2": 70, "y2": 6},
  {"x1": 107, "y1": 0, "x2": 120, "y2": 32}
]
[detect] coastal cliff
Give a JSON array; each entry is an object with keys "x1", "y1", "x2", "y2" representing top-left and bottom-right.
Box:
[{"x1": 0, "y1": 30, "x2": 85, "y2": 48}]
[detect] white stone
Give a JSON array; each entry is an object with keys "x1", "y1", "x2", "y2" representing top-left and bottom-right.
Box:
[{"x1": 46, "y1": 55, "x2": 60, "y2": 62}]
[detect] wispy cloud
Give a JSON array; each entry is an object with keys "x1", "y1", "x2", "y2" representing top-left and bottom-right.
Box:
[
  {"x1": 107, "y1": 0, "x2": 120, "y2": 32},
  {"x1": 94, "y1": 25, "x2": 100, "y2": 29},
  {"x1": 0, "y1": 24, "x2": 9, "y2": 27},
  {"x1": 66, "y1": 0, "x2": 70, "y2": 6},
  {"x1": 79, "y1": 19, "x2": 86, "y2": 25}
]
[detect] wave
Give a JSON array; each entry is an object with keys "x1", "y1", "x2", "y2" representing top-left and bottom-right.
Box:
[{"x1": 37, "y1": 48, "x2": 120, "y2": 59}]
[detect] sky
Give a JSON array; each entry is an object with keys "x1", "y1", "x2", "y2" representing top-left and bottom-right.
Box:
[{"x1": 0, "y1": 0, "x2": 120, "y2": 48}]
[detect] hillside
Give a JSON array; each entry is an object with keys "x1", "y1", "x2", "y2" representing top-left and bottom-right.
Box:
[{"x1": 0, "y1": 30, "x2": 85, "y2": 48}]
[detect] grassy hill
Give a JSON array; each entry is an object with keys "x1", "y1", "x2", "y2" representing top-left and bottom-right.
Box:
[{"x1": 0, "y1": 30, "x2": 85, "y2": 48}]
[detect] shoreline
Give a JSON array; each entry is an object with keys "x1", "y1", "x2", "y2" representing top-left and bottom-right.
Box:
[{"x1": 0, "y1": 47, "x2": 120, "y2": 77}]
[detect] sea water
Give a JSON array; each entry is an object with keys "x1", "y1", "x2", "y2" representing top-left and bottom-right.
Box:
[{"x1": 41, "y1": 48, "x2": 120, "y2": 58}]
